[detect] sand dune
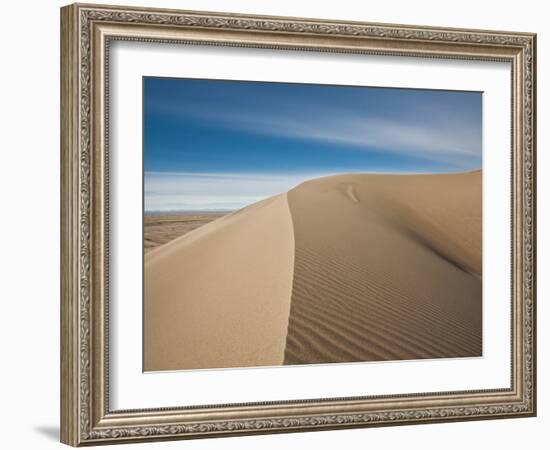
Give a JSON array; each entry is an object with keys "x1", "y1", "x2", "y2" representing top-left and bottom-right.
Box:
[
  {"x1": 284, "y1": 171, "x2": 482, "y2": 364},
  {"x1": 144, "y1": 171, "x2": 482, "y2": 371},
  {"x1": 144, "y1": 194, "x2": 295, "y2": 371}
]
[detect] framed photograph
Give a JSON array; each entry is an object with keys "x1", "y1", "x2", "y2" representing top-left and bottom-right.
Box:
[{"x1": 60, "y1": 3, "x2": 537, "y2": 446}]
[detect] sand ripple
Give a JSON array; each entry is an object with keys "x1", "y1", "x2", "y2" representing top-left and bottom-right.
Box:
[{"x1": 284, "y1": 172, "x2": 482, "y2": 365}]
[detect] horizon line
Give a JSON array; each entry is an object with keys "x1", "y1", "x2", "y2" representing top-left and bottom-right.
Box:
[{"x1": 144, "y1": 169, "x2": 482, "y2": 214}]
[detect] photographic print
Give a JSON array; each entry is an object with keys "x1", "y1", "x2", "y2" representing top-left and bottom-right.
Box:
[{"x1": 143, "y1": 78, "x2": 482, "y2": 372}]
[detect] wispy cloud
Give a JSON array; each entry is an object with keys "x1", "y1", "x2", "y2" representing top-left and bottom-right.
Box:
[
  {"x1": 145, "y1": 172, "x2": 325, "y2": 212},
  {"x1": 144, "y1": 80, "x2": 482, "y2": 211},
  {"x1": 148, "y1": 90, "x2": 481, "y2": 169}
]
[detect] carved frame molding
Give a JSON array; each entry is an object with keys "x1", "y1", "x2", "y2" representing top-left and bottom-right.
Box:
[{"x1": 61, "y1": 3, "x2": 536, "y2": 446}]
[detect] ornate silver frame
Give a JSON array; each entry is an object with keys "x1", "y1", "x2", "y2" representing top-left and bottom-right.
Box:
[{"x1": 60, "y1": 3, "x2": 536, "y2": 446}]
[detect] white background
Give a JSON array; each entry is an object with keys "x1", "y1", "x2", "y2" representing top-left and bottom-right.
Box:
[
  {"x1": 111, "y1": 42, "x2": 511, "y2": 409},
  {"x1": 0, "y1": 0, "x2": 546, "y2": 449}
]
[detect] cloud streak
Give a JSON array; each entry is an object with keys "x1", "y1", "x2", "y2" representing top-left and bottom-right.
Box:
[
  {"x1": 144, "y1": 79, "x2": 482, "y2": 211},
  {"x1": 148, "y1": 86, "x2": 481, "y2": 169},
  {"x1": 145, "y1": 172, "x2": 326, "y2": 212}
]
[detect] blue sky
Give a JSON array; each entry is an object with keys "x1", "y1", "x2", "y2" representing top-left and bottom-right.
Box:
[{"x1": 144, "y1": 77, "x2": 482, "y2": 212}]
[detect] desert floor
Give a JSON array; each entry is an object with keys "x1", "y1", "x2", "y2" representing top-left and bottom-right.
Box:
[
  {"x1": 144, "y1": 213, "x2": 226, "y2": 252},
  {"x1": 143, "y1": 171, "x2": 482, "y2": 371}
]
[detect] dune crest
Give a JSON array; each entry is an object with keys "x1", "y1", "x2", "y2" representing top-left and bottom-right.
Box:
[{"x1": 144, "y1": 193, "x2": 295, "y2": 371}]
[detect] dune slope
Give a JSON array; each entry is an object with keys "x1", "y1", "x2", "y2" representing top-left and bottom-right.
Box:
[
  {"x1": 143, "y1": 193, "x2": 295, "y2": 371},
  {"x1": 284, "y1": 171, "x2": 482, "y2": 365}
]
